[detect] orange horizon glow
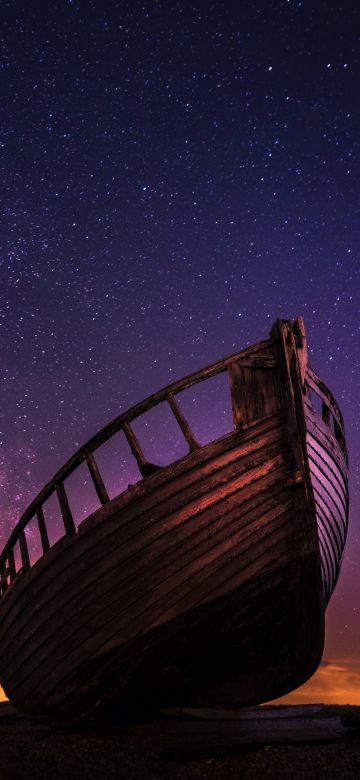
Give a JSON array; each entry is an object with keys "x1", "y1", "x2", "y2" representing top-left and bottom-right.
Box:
[{"x1": 270, "y1": 659, "x2": 360, "y2": 706}]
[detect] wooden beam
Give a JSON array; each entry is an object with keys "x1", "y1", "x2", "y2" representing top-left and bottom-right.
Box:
[
  {"x1": 292, "y1": 316, "x2": 308, "y2": 390},
  {"x1": 86, "y1": 452, "x2": 110, "y2": 506},
  {"x1": 167, "y1": 394, "x2": 199, "y2": 451},
  {"x1": 0, "y1": 339, "x2": 272, "y2": 563},
  {"x1": 8, "y1": 548, "x2": 16, "y2": 582},
  {"x1": 0, "y1": 563, "x2": 8, "y2": 593},
  {"x1": 55, "y1": 483, "x2": 76, "y2": 536},
  {"x1": 122, "y1": 421, "x2": 161, "y2": 478},
  {"x1": 19, "y1": 530, "x2": 30, "y2": 571},
  {"x1": 36, "y1": 506, "x2": 50, "y2": 553}
]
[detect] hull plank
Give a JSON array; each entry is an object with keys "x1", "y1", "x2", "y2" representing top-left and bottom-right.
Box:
[
  {"x1": 0, "y1": 416, "x2": 286, "y2": 639},
  {"x1": 303, "y1": 400, "x2": 348, "y2": 604}
]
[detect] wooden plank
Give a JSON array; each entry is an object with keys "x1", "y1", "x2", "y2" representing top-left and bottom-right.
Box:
[
  {"x1": 0, "y1": 448, "x2": 290, "y2": 673},
  {"x1": 13, "y1": 515, "x2": 294, "y2": 710},
  {"x1": 0, "y1": 357, "x2": 273, "y2": 567},
  {"x1": 305, "y1": 412, "x2": 348, "y2": 477},
  {"x1": 309, "y1": 454, "x2": 347, "y2": 520},
  {"x1": 317, "y1": 516, "x2": 339, "y2": 574},
  {"x1": 292, "y1": 316, "x2": 308, "y2": 389},
  {"x1": 307, "y1": 436, "x2": 348, "y2": 502},
  {"x1": 0, "y1": 427, "x2": 285, "y2": 620},
  {"x1": 0, "y1": 418, "x2": 286, "y2": 634},
  {"x1": 19, "y1": 531, "x2": 30, "y2": 572},
  {"x1": 0, "y1": 477, "x2": 289, "y2": 685},
  {"x1": 36, "y1": 507, "x2": 50, "y2": 554},
  {"x1": 249, "y1": 366, "x2": 283, "y2": 420},
  {"x1": 313, "y1": 479, "x2": 346, "y2": 543},
  {"x1": 229, "y1": 364, "x2": 248, "y2": 428},
  {"x1": 242, "y1": 366, "x2": 258, "y2": 423},
  {"x1": 317, "y1": 530, "x2": 334, "y2": 601},
  {"x1": 0, "y1": 431, "x2": 287, "y2": 638},
  {"x1": 159, "y1": 717, "x2": 348, "y2": 759},
  {"x1": 162, "y1": 704, "x2": 325, "y2": 720},
  {"x1": 1, "y1": 339, "x2": 271, "y2": 567},
  {"x1": 271, "y1": 320, "x2": 309, "y2": 483},
  {"x1": 306, "y1": 371, "x2": 344, "y2": 431},
  {"x1": 121, "y1": 421, "x2": 160, "y2": 477},
  {"x1": 306, "y1": 367, "x2": 344, "y2": 427},
  {"x1": 46, "y1": 548, "x2": 321, "y2": 718},
  {"x1": 167, "y1": 393, "x2": 199, "y2": 451},
  {"x1": 55, "y1": 483, "x2": 76, "y2": 537},
  {"x1": 1, "y1": 462, "x2": 291, "y2": 691},
  {"x1": 85, "y1": 452, "x2": 110, "y2": 506},
  {"x1": 6, "y1": 508, "x2": 293, "y2": 708},
  {"x1": 0, "y1": 563, "x2": 8, "y2": 594},
  {"x1": 313, "y1": 494, "x2": 344, "y2": 563},
  {"x1": 7, "y1": 548, "x2": 16, "y2": 582},
  {"x1": 0, "y1": 457, "x2": 289, "y2": 669}
]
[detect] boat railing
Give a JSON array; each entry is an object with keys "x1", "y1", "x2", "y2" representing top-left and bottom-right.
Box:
[
  {"x1": 305, "y1": 367, "x2": 347, "y2": 458},
  {"x1": 0, "y1": 340, "x2": 276, "y2": 594}
]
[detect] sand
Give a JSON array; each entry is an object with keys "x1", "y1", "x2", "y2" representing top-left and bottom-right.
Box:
[{"x1": 0, "y1": 703, "x2": 360, "y2": 779}]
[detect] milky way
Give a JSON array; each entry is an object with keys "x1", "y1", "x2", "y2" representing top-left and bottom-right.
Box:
[{"x1": 1, "y1": 1, "x2": 359, "y2": 663}]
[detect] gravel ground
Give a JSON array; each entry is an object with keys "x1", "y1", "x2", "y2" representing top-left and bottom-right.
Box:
[{"x1": 0, "y1": 704, "x2": 360, "y2": 780}]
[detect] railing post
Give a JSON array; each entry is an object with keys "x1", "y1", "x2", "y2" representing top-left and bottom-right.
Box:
[
  {"x1": 167, "y1": 393, "x2": 199, "y2": 452},
  {"x1": 8, "y1": 548, "x2": 16, "y2": 582},
  {"x1": 122, "y1": 421, "x2": 160, "y2": 477},
  {"x1": 36, "y1": 506, "x2": 50, "y2": 553},
  {"x1": 56, "y1": 483, "x2": 76, "y2": 536},
  {"x1": 86, "y1": 452, "x2": 110, "y2": 506},
  {"x1": 0, "y1": 561, "x2": 8, "y2": 594},
  {"x1": 19, "y1": 530, "x2": 30, "y2": 571}
]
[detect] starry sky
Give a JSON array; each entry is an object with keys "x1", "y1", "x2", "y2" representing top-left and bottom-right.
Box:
[{"x1": 1, "y1": 0, "x2": 359, "y2": 677}]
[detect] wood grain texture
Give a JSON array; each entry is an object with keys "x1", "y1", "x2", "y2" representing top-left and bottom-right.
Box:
[
  {"x1": 1, "y1": 319, "x2": 345, "y2": 721},
  {"x1": 304, "y1": 384, "x2": 349, "y2": 606},
  {"x1": 0, "y1": 399, "x2": 322, "y2": 717}
]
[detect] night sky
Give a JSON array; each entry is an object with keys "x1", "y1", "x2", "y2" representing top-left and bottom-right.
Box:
[{"x1": 1, "y1": 0, "x2": 359, "y2": 683}]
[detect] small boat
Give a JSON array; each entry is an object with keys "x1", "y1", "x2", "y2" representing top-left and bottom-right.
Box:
[{"x1": 0, "y1": 318, "x2": 349, "y2": 720}]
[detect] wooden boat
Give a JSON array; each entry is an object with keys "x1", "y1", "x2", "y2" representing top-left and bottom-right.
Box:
[{"x1": 0, "y1": 318, "x2": 349, "y2": 720}]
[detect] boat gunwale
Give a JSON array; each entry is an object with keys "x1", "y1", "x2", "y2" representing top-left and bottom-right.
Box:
[
  {"x1": 0, "y1": 338, "x2": 272, "y2": 574},
  {"x1": 0, "y1": 324, "x2": 348, "y2": 600},
  {"x1": 0, "y1": 414, "x2": 288, "y2": 620}
]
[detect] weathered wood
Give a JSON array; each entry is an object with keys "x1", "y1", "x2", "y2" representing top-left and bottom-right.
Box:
[
  {"x1": 1, "y1": 451, "x2": 291, "y2": 695},
  {"x1": 0, "y1": 480, "x2": 288, "y2": 686},
  {"x1": 305, "y1": 411, "x2": 348, "y2": 476},
  {"x1": 229, "y1": 364, "x2": 248, "y2": 428},
  {"x1": 0, "y1": 564, "x2": 8, "y2": 594},
  {"x1": 292, "y1": 316, "x2": 308, "y2": 389},
  {"x1": 55, "y1": 483, "x2": 76, "y2": 537},
  {"x1": 159, "y1": 716, "x2": 349, "y2": 759},
  {"x1": 167, "y1": 393, "x2": 199, "y2": 451},
  {"x1": 0, "y1": 339, "x2": 271, "y2": 566},
  {"x1": 19, "y1": 531, "x2": 30, "y2": 572},
  {"x1": 10, "y1": 530, "x2": 305, "y2": 712},
  {"x1": 7, "y1": 549, "x2": 16, "y2": 583},
  {"x1": 162, "y1": 704, "x2": 325, "y2": 720},
  {"x1": 0, "y1": 318, "x2": 348, "y2": 723},
  {"x1": 121, "y1": 421, "x2": 160, "y2": 477},
  {"x1": 0, "y1": 415, "x2": 285, "y2": 638},
  {"x1": 85, "y1": 452, "x2": 110, "y2": 506},
  {"x1": 229, "y1": 345, "x2": 283, "y2": 430},
  {"x1": 0, "y1": 437, "x2": 288, "y2": 665},
  {"x1": 36, "y1": 507, "x2": 50, "y2": 554},
  {"x1": 307, "y1": 436, "x2": 347, "y2": 505},
  {"x1": 306, "y1": 369, "x2": 344, "y2": 431}
]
